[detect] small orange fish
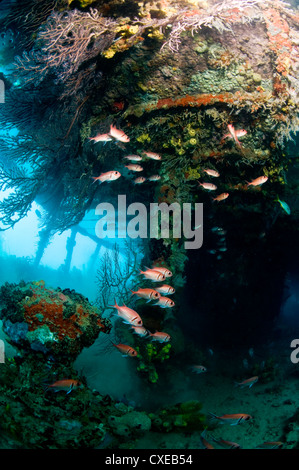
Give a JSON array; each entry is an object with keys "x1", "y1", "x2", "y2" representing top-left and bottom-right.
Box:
[
  {"x1": 154, "y1": 296, "x2": 175, "y2": 308},
  {"x1": 109, "y1": 299, "x2": 143, "y2": 326},
  {"x1": 235, "y1": 376, "x2": 258, "y2": 389},
  {"x1": 152, "y1": 266, "x2": 172, "y2": 278},
  {"x1": 130, "y1": 288, "x2": 161, "y2": 301},
  {"x1": 125, "y1": 164, "x2": 143, "y2": 172},
  {"x1": 91, "y1": 171, "x2": 121, "y2": 183},
  {"x1": 112, "y1": 343, "x2": 138, "y2": 357},
  {"x1": 148, "y1": 175, "x2": 161, "y2": 181},
  {"x1": 143, "y1": 151, "x2": 161, "y2": 161},
  {"x1": 191, "y1": 365, "x2": 207, "y2": 374},
  {"x1": 123, "y1": 155, "x2": 142, "y2": 161},
  {"x1": 198, "y1": 182, "x2": 217, "y2": 191},
  {"x1": 255, "y1": 441, "x2": 283, "y2": 449},
  {"x1": 134, "y1": 177, "x2": 146, "y2": 184},
  {"x1": 45, "y1": 379, "x2": 82, "y2": 394},
  {"x1": 199, "y1": 430, "x2": 215, "y2": 449},
  {"x1": 209, "y1": 412, "x2": 252, "y2": 425},
  {"x1": 211, "y1": 435, "x2": 241, "y2": 449},
  {"x1": 203, "y1": 169, "x2": 220, "y2": 177},
  {"x1": 139, "y1": 269, "x2": 166, "y2": 282},
  {"x1": 212, "y1": 192, "x2": 229, "y2": 202},
  {"x1": 156, "y1": 284, "x2": 175, "y2": 295},
  {"x1": 89, "y1": 133, "x2": 113, "y2": 143},
  {"x1": 247, "y1": 176, "x2": 268, "y2": 186},
  {"x1": 222, "y1": 124, "x2": 247, "y2": 148},
  {"x1": 131, "y1": 325, "x2": 150, "y2": 337},
  {"x1": 150, "y1": 331, "x2": 171, "y2": 343},
  {"x1": 109, "y1": 124, "x2": 130, "y2": 143}
]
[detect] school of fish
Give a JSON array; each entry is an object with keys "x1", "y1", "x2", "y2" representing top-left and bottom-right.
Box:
[
  {"x1": 89, "y1": 124, "x2": 162, "y2": 185},
  {"x1": 84, "y1": 122, "x2": 284, "y2": 449}
]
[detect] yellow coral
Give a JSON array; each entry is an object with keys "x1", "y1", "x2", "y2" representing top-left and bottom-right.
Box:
[
  {"x1": 148, "y1": 29, "x2": 164, "y2": 41},
  {"x1": 137, "y1": 82, "x2": 147, "y2": 92},
  {"x1": 68, "y1": 0, "x2": 95, "y2": 6},
  {"x1": 128, "y1": 25, "x2": 139, "y2": 35},
  {"x1": 170, "y1": 136, "x2": 182, "y2": 147},
  {"x1": 188, "y1": 128, "x2": 196, "y2": 137},
  {"x1": 185, "y1": 167, "x2": 201, "y2": 180},
  {"x1": 136, "y1": 133, "x2": 151, "y2": 143},
  {"x1": 102, "y1": 48, "x2": 116, "y2": 59}
]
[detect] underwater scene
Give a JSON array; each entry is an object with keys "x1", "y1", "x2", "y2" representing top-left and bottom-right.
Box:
[{"x1": 0, "y1": 0, "x2": 298, "y2": 453}]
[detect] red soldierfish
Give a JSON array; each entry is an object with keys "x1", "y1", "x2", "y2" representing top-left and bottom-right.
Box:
[
  {"x1": 199, "y1": 430, "x2": 215, "y2": 449},
  {"x1": 247, "y1": 176, "x2": 268, "y2": 186},
  {"x1": 203, "y1": 169, "x2": 220, "y2": 177},
  {"x1": 211, "y1": 435, "x2": 242, "y2": 449},
  {"x1": 143, "y1": 151, "x2": 161, "y2": 161},
  {"x1": 112, "y1": 343, "x2": 138, "y2": 357},
  {"x1": 139, "y1": 269, "x2": 166, "y2": 282},
  {"x1": 148, "y1": 175, "x2": 161, "y2": 181},
  {"x1": 212, "y1": 192, "x2": 229, "y2": 202},
  {"x1": 109, "y1": 124, "x2": 130, "y2": 143},
  {"x1": 222, "y1": 124, "x2": 247, "y2": 148},
  {"x1": 152, "y1": 266, "x2": 172, "y2": 278},
  {"x1": 154, "y1": 296, "x2": 175, "y2": 308},
  {"x1": 89, "y1": 133, "x2": 113, "y2": 143},
  {"x1": 235, "y1": 376, "x2": 259, "y2": 389},
  {"x1": 208, "y1": 412, "x2": 252, "y2": 426},
  {"x1": 123, "y1": 155, "x2": 142, "y2": 161},
  {"x1": 150, "y1": 331, "x2": 171, "y2": 343},
  {"x1": 131, "y1": 325, "x2": 150, "y2": 337},
  {"x1": 91, "y1": 171, "x2": 121, "y2": 183},
  {"x1": 109, "y1": 299, "x2": 143, "y2": 326},
  {"x1": 255, "y1": 441, "x2": 283, "y2": 449},
  {"x1": 198, "y1": 182, "x2": 217, "y2": 191},
  {"x1": 45, "y1": 379, "x2": 82, "y2": 394},
  {"x1": 156, "y1": 285, "x2": 175, "y2": 295},
  {"x1": 125, "y1": 164, "x2": 143, "y2": 172},
  {"x1": 130, "y1": 288, "x2": 161, "y2": 301},
  {"x1": 134, "y1": 177, "x2": 146, "y2": 184}
]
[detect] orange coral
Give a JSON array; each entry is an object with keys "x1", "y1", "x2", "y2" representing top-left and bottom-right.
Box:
[
  {"x1": 125, "y1": 91, "x2": 270, "y2": 117},
  {"x1": 156, "y1": 93, "x2": 234, "y2": 109},
  {"x1": 23, "y1": 299, "x2": 78, "y2": 341},
  {"x1": 22, "y1": 283, "x2": 108, "y2": 344},
  {"x1": 273, "y1": 76, "x2": 287, "y2": 96},
  {"x1": 262, "y1": 7, "x2": 293, "y2": 76},
  {"x1": 222, "y1": 7, "x2": 244, "y2": 22}
]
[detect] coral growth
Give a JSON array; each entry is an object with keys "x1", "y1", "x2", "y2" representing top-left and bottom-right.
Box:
[
  {"x1": 136, "y1": 342, "x2": 172, "y2": 383},
  {"x1": 14, "y1": 9, "x2": 118, "y2": 86},
  {"x1": 0, "y1": 356, "x2": 143, "y2": 448},
  {"x1": 262, "y1": 5, "x2": 294, "y2": 76},
  {"x1": 0, "y1": 280, "x2": 110, "y2": 360},
  {"x1": 150, "y1": 400, "x2": 206, "y2": 433},
  {"x1": 108, "y1": 410, "x2": 151, "y2": 437}
]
